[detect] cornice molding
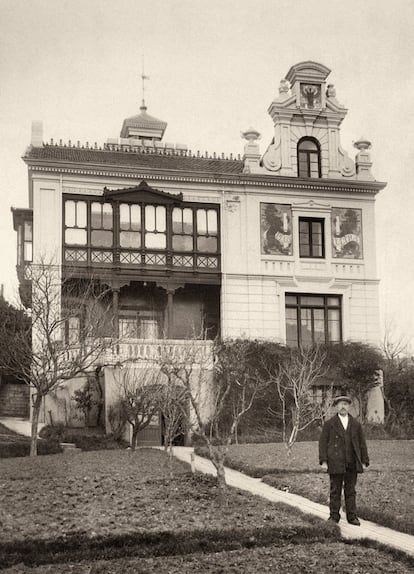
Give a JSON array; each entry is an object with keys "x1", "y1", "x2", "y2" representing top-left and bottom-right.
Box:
[{"x1": 27, "y1": 163, "x2": 386, "y2": 195}]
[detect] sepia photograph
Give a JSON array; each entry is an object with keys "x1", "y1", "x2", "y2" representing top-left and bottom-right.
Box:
[{"x1": 0, "y1": 1, "x2": 413, "y2": 571}]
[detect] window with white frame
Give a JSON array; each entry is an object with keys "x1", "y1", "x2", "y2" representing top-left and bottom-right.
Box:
[
  {"x1": 91, "y1": 202, "x2": 113, "y2": 247},
  {"x1": 145, "y1": 205, "x2": 167, "y2": 249},
  {"x1": 65, "y1": 200, "x2": 87, "y2": 246},
  {"x1": 120, "y1": 203, "x2": 141, "y2": 248},
  {"x1": 196, "y1": 208, "x2": 218, "y2": 252}
]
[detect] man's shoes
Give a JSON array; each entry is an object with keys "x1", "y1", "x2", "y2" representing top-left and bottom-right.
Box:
[
  {"x1": 347, "y1": 518, "x2": 361, "y2": 526},
  {"x1": 328, "y1": 516, "x2": 340, "y2": 523}
]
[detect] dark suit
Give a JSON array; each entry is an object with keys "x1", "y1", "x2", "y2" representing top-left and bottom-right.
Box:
[{"x1": 319, "y1": 413, "x2": 369, "y2": 521}]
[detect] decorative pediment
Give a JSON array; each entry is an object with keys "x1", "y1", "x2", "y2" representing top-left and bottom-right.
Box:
[
  {"x1": 285, "y1": 61, "x2": 331, "y2": 84},
  {"x1": 103, "y1": 180, "x2": 183, "y2": 204},
  {"x1": 292, "y1": 199, "x2": 330, "y2": 210}
]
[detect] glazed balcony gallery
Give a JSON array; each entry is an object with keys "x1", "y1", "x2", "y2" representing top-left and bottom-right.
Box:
[{"x1": 63, "y1": 185, "x2": 220, "y2": 277}]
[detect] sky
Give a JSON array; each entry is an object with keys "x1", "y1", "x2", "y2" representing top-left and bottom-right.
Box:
[{"x1": 1, "y1": 0, "x2": 413, "y2": 344}]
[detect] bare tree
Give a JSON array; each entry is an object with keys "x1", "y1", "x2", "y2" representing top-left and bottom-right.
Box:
[
  {"x1": 381, "y1": 317, "x2": 412, "y2": 391},
  {"x1": 382, "y1": 317, "x2": 412, "y2": 367},
  {"x1": 158, "y1": 378, "x2": 187, "y2": 478},
  {"x1": 380, "y1": 317, "x2": 413, "y2": 431},
  {"x1": 159, "y1": 339, "x2": 267, "y2": 491},
  {"x1": 115, "y1": 360, "x2": 163, "y2": 450},
  {"x1": 275, "y1": 345, "x2": 330, "y2": 454},
  {"x1": 0, "y1": 260, "x2": 114, "y2": 455}
]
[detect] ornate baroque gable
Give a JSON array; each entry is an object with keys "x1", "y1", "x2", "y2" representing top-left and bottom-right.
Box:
[{"x1": 256, "y1": 61, "x2": 373, "y2": 182}]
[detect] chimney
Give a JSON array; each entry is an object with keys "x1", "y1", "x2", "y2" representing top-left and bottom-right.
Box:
[{"x1": 31, "y1": 121, "x2": 43, "y2": 148}]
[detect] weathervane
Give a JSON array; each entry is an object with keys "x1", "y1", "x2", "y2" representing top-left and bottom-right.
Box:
[{"x1": 141, "y1": 55, "x2": 149, "y2": 110}]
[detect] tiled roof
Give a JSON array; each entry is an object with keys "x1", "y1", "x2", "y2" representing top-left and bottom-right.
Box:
[
  {"x1": 24, "y1": 144, "x2": 244, "y2": 175},
  {"x1": 122, "y1": 111, "x2": 168, "y2": 130},
  {"x1": 120, "y1": 108, "x2": 168, "y2": 138}
]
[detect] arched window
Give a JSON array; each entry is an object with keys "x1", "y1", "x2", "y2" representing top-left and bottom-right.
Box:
[{"x1": 297, "y1": 138, "x2": 321, "y2": 178}]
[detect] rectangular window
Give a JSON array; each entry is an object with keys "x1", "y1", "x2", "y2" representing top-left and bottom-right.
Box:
[
  {"x1": 65, "y1": 200, "x2": 87, "y2": 245},
  {"x1": 145, "y1": 205, "x2": 166, "y2": 249},
  {"x1": 196, "y1": 208, "x2": 218, "y2": 252},
  {"x1": 120, "y1": 203, "x2": 141, "y2": 248},
  {"x1": 299, "y1": 217, "x2": 324, "y2": 258},
  {"x1": 23, "y1": 221, "x2": 33, "y2": 262},
  {"x1": 17, "y1": 225, "x2": 22, "y2": 265},
  {"x1": 172, "y1": 207, "x2": 194, "y2": 251},
  {"x1": 119, "y1": 317, "x2": 139, "y2": 339},
  {"x1": 285, "y1": 293, "x2": 342, "y2": 347},
  {"x1": 67, "y1": 316, "x2": 81, "y2": 344},
  {"x1": 63, "y1": 314, "x2": 81, "y2": 345},
  {"x1": 119, "y1": 313, "x2": 161, "y2": 339},
  {"x1": 91, "y1": 202, "x2": 113, "y2": 247}
]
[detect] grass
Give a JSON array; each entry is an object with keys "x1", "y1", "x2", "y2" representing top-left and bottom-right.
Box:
[
  {"x1": 2, "y1": 542, "x2": 413, "y2": 573},
  {"x1": 196, "y1": 440, "x2": 414, "y2": 534},
  {"x1": 39, "y1": 424, "x2": 128, "y2": 451},
  {"x1": 0, "y1": 448, "x2": 413, "y2": 572},
  {"x1": 0, "y1": 423, "x2": 61, "y2": 458}
]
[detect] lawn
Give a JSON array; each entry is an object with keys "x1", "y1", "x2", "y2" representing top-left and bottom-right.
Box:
[
  {"x1": 204, "y1": 440, "x2": 414, "y2": 534},
  {"x1": 0, "y1": 449, "x2": 413, "y2": 573},
  {"x1": 1, "y1": 542, "x2": 412, "y2": 573},
  {"x1": 0, "y1": 423, "x2": 61, "y2": 458}
]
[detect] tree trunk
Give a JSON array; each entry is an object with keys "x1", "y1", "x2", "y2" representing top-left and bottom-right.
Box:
[
  {"x1": 30, "y1": 394, "x2": 43, "y2": 457},
  {"x1": 95, "y1": 371, "x2": 104, "y2": 427},
  {"x1": 168, "y1": 442, "x2": 174, "y2": 480},
  {"x1": 131, "y1": 427, "x2": 138, "y2": 450},
  {"x1": 211, "y1": 449, "x2": 227, "y2": 491},
  {"x1": 287, "y1": 419, "x2": 299, "y2": 456}
]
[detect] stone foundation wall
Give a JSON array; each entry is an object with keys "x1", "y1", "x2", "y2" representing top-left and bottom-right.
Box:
[{"x1": 0, "y1": 383, "x2": 30, "y2": 418}]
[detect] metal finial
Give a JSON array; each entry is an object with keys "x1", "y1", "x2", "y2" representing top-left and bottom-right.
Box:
[{"x1": 140, "y1": 54, "x2": 150, "y2": 111}]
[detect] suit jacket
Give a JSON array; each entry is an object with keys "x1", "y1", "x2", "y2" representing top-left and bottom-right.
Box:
[{"x1": 319, "y1": 413, "x2": 369, "y2": 474}]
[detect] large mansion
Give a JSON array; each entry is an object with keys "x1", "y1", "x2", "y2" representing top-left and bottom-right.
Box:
[{"x1": 12, "y1": 61, "x2": 386, "y2": 442}]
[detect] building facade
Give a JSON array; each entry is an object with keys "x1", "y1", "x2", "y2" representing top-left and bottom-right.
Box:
[{"x1": 12, "y1": 61, "x2": 386, "y2": 439}]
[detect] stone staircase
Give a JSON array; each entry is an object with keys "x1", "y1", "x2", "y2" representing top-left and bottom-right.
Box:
[{"x1": 60, "y1": 442, "x2": 82, "y2": 453}]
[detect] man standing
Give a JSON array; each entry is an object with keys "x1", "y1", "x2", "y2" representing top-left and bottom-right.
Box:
[{"x1": 319, "y1": 395, "x2": 369, "y2": 525}]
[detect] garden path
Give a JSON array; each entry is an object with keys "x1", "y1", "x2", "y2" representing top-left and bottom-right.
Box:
[
  {"x1": 171, "y1": 446, "x2": 414, "y2": 559},
  {"x1": 2, "y1": 419, "x2": 412, "y2": 559},
  {"x1": 0, "y1": 417, "x2": 45, "y2": 436}
]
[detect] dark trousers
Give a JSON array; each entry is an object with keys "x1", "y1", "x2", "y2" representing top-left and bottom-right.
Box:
[{"x1": 329, "y1": 467, "x2": 358, "y2": 520}]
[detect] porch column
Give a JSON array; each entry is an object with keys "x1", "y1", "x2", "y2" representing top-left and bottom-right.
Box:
[
  {"x1": 166, "y1": 288, "x2": 174, "y2": 339},
  {"x1": 156, "y1": 281, "x2": 185, "y2": 339},
  {"x1": 112, "y1": 287, "x2": 120, "y2": 338}
]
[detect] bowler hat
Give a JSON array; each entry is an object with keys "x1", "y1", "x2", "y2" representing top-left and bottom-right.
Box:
[{"x1": 333, "y1": 395, "x2": 352, "y2": 405}]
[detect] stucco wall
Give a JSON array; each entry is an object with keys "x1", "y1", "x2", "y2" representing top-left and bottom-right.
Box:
[{"x1": 220, "y1": 184, "x2": 380, "y2": 345}]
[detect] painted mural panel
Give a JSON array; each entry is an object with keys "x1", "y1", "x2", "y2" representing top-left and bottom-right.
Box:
[
  {"x1": 331, "y1": 207, "x2": 363, "y2": 259},
  {"x1": 261, "y1": 203, "x2": 292, "y2": 255}
]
